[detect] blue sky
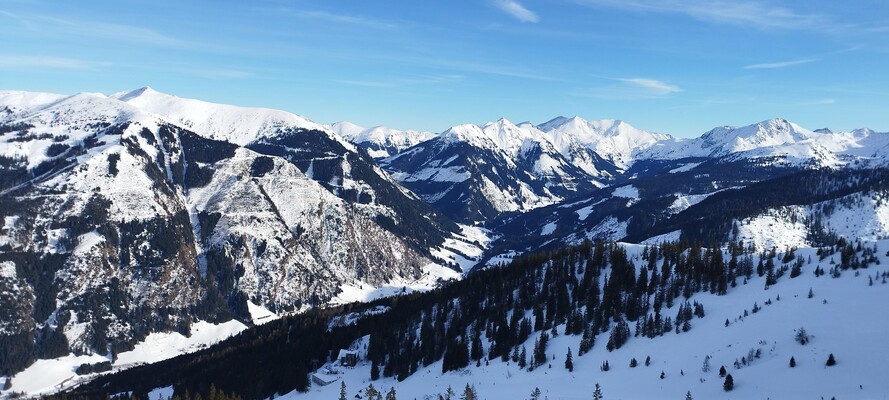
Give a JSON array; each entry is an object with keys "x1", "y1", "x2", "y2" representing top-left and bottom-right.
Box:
[{"x1": 1, "y1": 0, "x2": 887, "y2": 136}]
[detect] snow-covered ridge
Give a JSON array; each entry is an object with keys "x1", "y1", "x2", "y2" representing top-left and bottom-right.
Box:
[
  {"x1": 111, "y1": 87, "x2": 354, "y2": 149},
  {"x1": 641, "y1": 118, "x2": 889, "y2": 167},
  {"x1": 327, "y1": 121, "x2": 435, "y2": 158}
]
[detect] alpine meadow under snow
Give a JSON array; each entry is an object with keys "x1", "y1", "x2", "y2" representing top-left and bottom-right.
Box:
[{"x1": 1, "y1": 87, "x2": 888, "y2": 400}]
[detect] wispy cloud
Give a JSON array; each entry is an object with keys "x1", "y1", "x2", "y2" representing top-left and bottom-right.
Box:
[
  {"x1": 743, "y1": 58, "x2": 817, "y2": 69},
  {"x1": 573, "y1": 0, "x2": 831, "y2": 30},
  {"x1": 1, "y1": 9, "x2": 190, "y2": 48},
  {"x1": 492, "y1": 0, "x2": 539, "y2": 23},
  {"x1": 430, "y1": 59, "x2": 556, "y2": 81},
  {"x1": 289, "y1": 10, "x2": 399, "y2": 29},
  {"x1": 336, "y1": 74, "x2": 464, "y2": 88},
  {"x1": 741, "y1": 46, "x2": 860, "y2": 70},
  {"x1": 619, "y1": 78, "x2": 682, "y2": 95},
  {"x1": 573, "y1": 77, "x2": 682, "y2": 99},
  {"x1": 185, "y1": 68, "x2": 254, "y2": 80},
  {"x1": 0, "y1": 55, "x2": 105, "y2": 70}
]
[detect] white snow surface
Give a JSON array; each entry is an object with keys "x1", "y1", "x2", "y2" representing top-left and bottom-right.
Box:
[
  {"x1": 611, "y1": 185, "x2": 640, "y2": 199},
  {"x1": 7, "y1": 320, "x2": 246, "y2": 396},
  {"x1": 540, "y1": 221, "x2": 558, "y2": 236}
]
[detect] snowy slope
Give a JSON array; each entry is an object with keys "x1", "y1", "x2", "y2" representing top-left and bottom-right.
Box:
[
  {"x1": 284, "y1": 242, "x2": 889, "y2": 400},
  {"x1": 733, "y1": 189, "x2": 889, "y2": 250}
]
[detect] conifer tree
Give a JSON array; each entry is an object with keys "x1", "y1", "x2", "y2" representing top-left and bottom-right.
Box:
[
  {"x1": 795, "y1": 327, "x2": 809, "y2": 345},
  {"x1": 340, "y1": 381, "x2": 347, "y2": 400},
  {"x1": 530, "y1": 387, "x2": 542, "y2": 400},
  {"x1": 592, "y1": 383, "x2": 604, "y2": 400},
  {"x1": 444, "y1": 385, "x2": 455, "y2": 400},
  {"x1": 789, "y1": 356, "x2": 796, "y2": 368},
  {"x1": 565, "y1": 347, "x2": 574, "y2": 372},
  {"x1": 385, "y1": 387, "x2": 397, "y2": 400},
  {"x1": 460, "y1": 384, "x2": 477, "y2": 400},
  {"x1": 718, "y1": 365, "x2": 726, "y2": 377},
  {"x1": 371, "y1": 360, "x2": 380, "y2": 380},
  {"x1": 826, "y1": 353, "x2": 836, "y2": 366},
  {"x1": 723, "y1": 374, "x2": 734, "y2": 391},
  {"x1": 366, "y1": 384, "x2": 381, "y2": 400},
  {"x1": 685, "y1": 390, "x2": 693, "y2": 400}
]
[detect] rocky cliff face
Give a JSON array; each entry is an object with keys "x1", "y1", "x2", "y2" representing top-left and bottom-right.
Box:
[{"x1": 0, "y1": 91, "x2": 439, "y2": 374}]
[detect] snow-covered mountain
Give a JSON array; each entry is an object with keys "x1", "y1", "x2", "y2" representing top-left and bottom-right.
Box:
[
  {"x1": 382, "y1": 118, "x2": 602, "y2": 223},
  {"x1": 0, "y1": 89, "x2": 470, "y2": 378},
  {"x1": 537, "y1": 116, "x2": 671, "y2": 171},
  {"x1": 641, "y1": 118, "x2": 889, "y2": 167},
  {"x1": 326, "y1": 121, "x2": 436, "y2": 159},
  {"x1": 3, "y1": 87, "x2": 889, "y2": 398}
]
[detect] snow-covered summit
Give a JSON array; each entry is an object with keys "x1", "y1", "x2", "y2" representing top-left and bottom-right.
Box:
[
  {"x1": 699, "y1": 118, "x2": 816, "y2": 155},
  {"x1": 112, "y1": 86, "x2": 344, "y2": 147},
  {"x1": 327, "y1": 121, "x2": 435, "y2": 158},
  {"x1": 536, "y1": 116, "x2": 671, "y2": 169},
  {"x1": 639, "y1": 118, "x2": 889, "y2": 167}
]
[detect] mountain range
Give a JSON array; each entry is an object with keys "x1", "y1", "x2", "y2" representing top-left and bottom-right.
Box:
[{"x1": 1, "y1": 87, "x2": 888, "y2": 398}]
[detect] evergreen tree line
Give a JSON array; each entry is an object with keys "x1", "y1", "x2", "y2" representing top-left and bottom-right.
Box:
[{"x1": 63, "y1": 236, "x2": 846, "y2": 400}]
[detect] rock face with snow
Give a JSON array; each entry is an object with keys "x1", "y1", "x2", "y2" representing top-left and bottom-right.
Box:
[
  {"x1": 382, "y1": 119, "x2": 601, "y2": 223},
  {"x1": 0, "y1": 89, "x2": 456, "y2": 375}
]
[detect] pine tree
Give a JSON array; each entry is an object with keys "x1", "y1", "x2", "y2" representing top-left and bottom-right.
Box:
[
  {"x1": 592, "y1": 383, "x2": 604, "y2": 400},
  {"x1": 530, "y1": 387, "x2": 542, "y2": 400},
  {"x1": 723, "y1": 374, "x2": 734, "y2": 391},
  {"x1": 565, "y1": 347, "x2": 574, "y2": 372},
  {"x1": 685, "y1": 390, "x2": 693, "y2": 400},
  {"x1": 629, "y1": 358, "x2": 637, "y2": 368},
  {"x1": 789, "y1": 356, "x2": 796, "y2": 368},
  {"x1": 519, "y1": 346, "x2": 527, "y2": 369},
  {"x1": 366, "y1": 384, "x2": 381, "y2": 400},
  {"x1": 826, "y1": 353, "x2": 836, "y2": 366},
  {"x1": 645, "y1": 356, "x2": 651, "y2": 366},
  {"x1": 371, "y1": 360, "x2": 380, "y2": 380},
  {"x1": 460, "y1": 384, "x2": 477, "y2": 400},
  {"x1": 340, "y1": 381, "x2": 348, "y2": 400},
  {"x1": 444, "y1": 385, "x2": 455, "y2": 400},
  {"x1": 808, "y1": 288, "x2": 814, "y2": 298},
  {"x1": 385, "y1": 387, "x2": 397, "y2": 400},
  {"x1": 702, "y1": 355, "x2": 711, "y2": 373},
  {"x1": 795, "y1": 327, "x2": 809, "y2": 345},
  {"x1": 718, "y1": 365, "x2": 726, "y2": 377}
]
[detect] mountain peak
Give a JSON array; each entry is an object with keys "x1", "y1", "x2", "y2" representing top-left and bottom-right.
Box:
[{"x1": 113, "y1": 86, "x2": 162, "y2": 102}]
